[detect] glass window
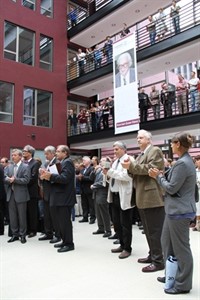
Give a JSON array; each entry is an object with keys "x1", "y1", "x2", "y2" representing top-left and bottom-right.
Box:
[
  {"x1": 40, "y1": 0, "x2": 53, "y2": 18},
  {"x1": 40, "y1": 35, "x2": 53, "y2": 71},
  {"x1": 4, "y1": 21, "x2": 35, "y2": 66},
  {"x1": 0, "y1": 81, "x2": 14, "y2": 123},
  {"x1": 23, "y1": 87, "x2": 52, "y2": 127},
  {"x1": 22, "y1": 0, "x2": 36, "y2": 10}
]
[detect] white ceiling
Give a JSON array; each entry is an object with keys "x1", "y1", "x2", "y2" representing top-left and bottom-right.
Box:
[{"x1": 70, "y1": 0, "x2": 172, "y2": 47}]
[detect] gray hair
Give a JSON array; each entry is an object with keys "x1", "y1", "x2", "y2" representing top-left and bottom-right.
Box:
[
  {"x1": 117, "y1": 52, "x2": 132, "y2": 68},
  {"x1": 57, "y1": 145, "x2": 70, "y2": 156},
  {"x1": 23, "y1": 145, "x2": 35, "y2": 157},
  {"x1": 12, "y1": 149, "x2": 23, "y2": 157},
  {"x1": 44, "y1": 145, "x2": 56, "y2": 154},
  {"x1": 113, "y1": 141, "x2": 127, "y2": 151},
  {"x1": 138, "y1": 130, "x2": 152, "y2": 141},
  {"x1": 82, "y1": 156, "x2": 91, "y2": 162}
]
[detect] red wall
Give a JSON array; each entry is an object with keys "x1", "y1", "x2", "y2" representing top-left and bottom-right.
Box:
[{"x1": 0, "y1": 0, "x2": 68, "y2": 157}]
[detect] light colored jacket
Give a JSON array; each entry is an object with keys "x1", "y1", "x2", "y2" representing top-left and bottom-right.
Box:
[{"x1": 107, "y1": 155, "x2": 134, "y2": 210}]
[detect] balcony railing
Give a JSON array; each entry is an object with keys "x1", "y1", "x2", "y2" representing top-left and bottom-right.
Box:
[
  {"x1": 67, "y1": 0, "x2": 200, "y2": 82},
  {"x1": 67, "y1": 93, "x2": 200, "y2": 137}
]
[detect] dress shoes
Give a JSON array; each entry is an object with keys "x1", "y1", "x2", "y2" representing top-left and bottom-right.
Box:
[
  {"x1": 113, "y1": 239, "x2": 120, "y2": 245},
  {"x1": 79, "y1": 219, "x2": 88, "y2": 223},
  {"x1": 38, "y1": 234, "x2": 53, "y2": 241},
  {"x1": 118, "y1": 250, "x2": 131, "y2": 259},
  {"x1": 142, "y1": 263, "x2": 164, "y2": 273},
  {"x1": 103, "y1": 232, "x2": 111, "y2": 238},
  {"x1": 164, "y1": 287, "x2": 190, "y2": 295},
  {"x1": 111, "y1": 246, "x2": 123, "y2": 253},
  {"x1": 7, "y1": 236, "x2": 19, "y2": 243},
  {"x1": 93, "y1": 230, "x2": 104, "y2": 235},
  {"x1": 21, "y1": 236, "x2": 27, "y2": 244},
  {"x1": 89, "y1": 219, "x2": 95, "y2": 224},
  {"x1": 57, "y1": 245, "x2": 75, "y2": 253},
  {"x1": 49, "y1": 237, "x2": 61, "y2": 244},
  {"x1": 28, "y1": 232, "x2": 36, "y2": 238},
  {"x1": 54, "y1": 242, "x2": 64, "y2": 248},
  {"x1": 157, "y1": 276, "x2": 165, "y2": 283},
  {"x1": 108, "y1": 233, "x2": 118, "y2": 240},
  {"x1": 139, "y1": 226, "x2": 144, "y2": 230},
  {"x1": 137, "y1": 256, "x2": 152, "y2": 264}
]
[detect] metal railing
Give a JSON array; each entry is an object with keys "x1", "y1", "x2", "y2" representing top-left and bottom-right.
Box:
[{"x1": 67, "y1": 1, "x2": 200, "y2": 82}]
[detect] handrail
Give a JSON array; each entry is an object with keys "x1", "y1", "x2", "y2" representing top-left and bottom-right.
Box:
[{"x1": 67, "y1": 1, "x2": 200, "y2": 81}]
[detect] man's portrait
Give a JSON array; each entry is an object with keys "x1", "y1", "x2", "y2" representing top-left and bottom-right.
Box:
[{"x1": 115, "y1": 51, "x2": 135, "y2": 88}]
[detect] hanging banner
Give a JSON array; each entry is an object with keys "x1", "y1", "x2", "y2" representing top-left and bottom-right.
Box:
[{"x1": 113, "y1": 33, "x2": 139, "y2": 134}]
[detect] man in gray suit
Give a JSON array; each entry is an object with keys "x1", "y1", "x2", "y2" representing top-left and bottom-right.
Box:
[
  {"x1": 122, "y1": 129, "x2": 165, "y2": 271},
  {"x1": 4, "y1": 149, "x2": 30, "y2": 244},
  {"x1": 115, "y1": 52, "x2": 135, "y2": 88}
]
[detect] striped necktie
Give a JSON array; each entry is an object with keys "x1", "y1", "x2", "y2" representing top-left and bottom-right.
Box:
[{"x1": 111, "y1": 159, "x2": 120, "y2": 187}]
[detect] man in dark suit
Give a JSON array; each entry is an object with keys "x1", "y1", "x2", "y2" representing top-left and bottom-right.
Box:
[
  {"x1": 115, "y1": 52, "x2": 135, "y2": 88},
  {"x1": 0, "y1": 164, "x2": 6, "y2": 235},
  {"x1": 39, "y1": 145, "x2": 61, "y2": 243},
  {"x1": 4, "y1": 149, "x2": 30, "y2": 243},
  {"x1": 22, "y1": 145, "x2": 40, "y2": 238},
  {"x1": 122, "y1": 129, "x2": 165, "y2": 272},
  {"x1": 41, "y1": 145, "x2": 76, "y2": 253},
  {"x1": 78, "y1": 156, "x2": 95, "y2": 224}
]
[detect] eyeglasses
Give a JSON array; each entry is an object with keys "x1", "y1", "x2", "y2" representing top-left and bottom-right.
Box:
[{"x1": 118, "y1": 62, "x2": 129, "y2": 69}]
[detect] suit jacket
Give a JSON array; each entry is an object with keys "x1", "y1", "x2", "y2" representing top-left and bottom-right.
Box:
[
  {"x1": 157, "y1": 152, "x2": 196, "y2": 215},
  {"x1": 27, "y1": 158, "x2": 40, "y2": 198},
  {"x1": 0, "y1": 165, "x2": 6, "y2": 202},
  {"x1": 128, "y1": 145, "x2": 164, "y2": 209},
  {"x1": 42, "y1": 157, "x2": 57, "y2": 202},
  {"x1": 4, "y1": 162, "x2": 30, "y2": 203},
  {"x1": 91, "y1": 168, "x2": 108, "y2": 204},
  {"x1": 80, "y1": 165, "x2": 94, "y2": 194},
  {"x1": 115, "y1": 68, "x2": 135, "y2": 88},
  {"x1": 49, "y1": 157, "x2": 76, "y2": 207}
]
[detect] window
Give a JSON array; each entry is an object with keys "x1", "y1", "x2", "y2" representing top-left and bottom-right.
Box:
[
  {"x1": 0, "y1": 81, "x2": 14, "y2": 123},
  {"x1": 40, "y1": 35, "x2": 53, "y2": 71},
  {"x1": 22, "y1": 0, "x2": 36, "y2": 10},
  {"x1": 40, "y1": 0, "x2": 53, "y2": 18},
  {"x1": 23, "y1": 88, "x2": 52, "y2": 127},
  {"x1": 4, "y1": 21, "x2": 35, "y2": 66}
]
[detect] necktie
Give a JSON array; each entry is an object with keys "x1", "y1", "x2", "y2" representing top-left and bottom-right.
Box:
[
  {"x1": 111, "y1": 159, "x2": 120, "y2": 187},
  {"x1": 123, "y1": 77, "x2": 126, "y2": 85},
  {"x1": 13, "y1": 164, "x2": 18, "y2": 176}
]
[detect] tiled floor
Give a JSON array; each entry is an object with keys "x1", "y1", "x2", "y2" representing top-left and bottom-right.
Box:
[{"x1": 0, "y1": 218, "x2": 200, "y2": 300}]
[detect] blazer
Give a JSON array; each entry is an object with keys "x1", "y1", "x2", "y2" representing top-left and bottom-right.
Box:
[
  {"x1": 0, "y1": 165, "x2": 6, "y2": 202},
  {"x1": 128, "y1": 145, "x2": 164, "y2": 209},
  {"x1": 107, "y1": 154, "x2": 134, "y2": 210},
  {"x1": 115, "y1": 68, "x2": 135, "y2": 88},
  {"x1": 91, "y1": 168, "x2": 108, "y2": 204},
  {"x1": 49, "y1": 157, "x2": 76, "y2": 207},
  {"x1": 42, "y1": 157, "x2": 57, "y2": 202},
  {"x1": 157, "y1": 152, "x2": 197, "y2": 215},
  {"x1": 80, "y1": 165, "x2": 94, "y2": 194},
  {"x1": 4, "y1": 162, "x2": 30, "y2": 203},
  {"x1": 27, "y1": 158, "x2": 40, "y2": 198}
]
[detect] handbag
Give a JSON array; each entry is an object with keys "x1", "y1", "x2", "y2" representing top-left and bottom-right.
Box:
[{"x1": 165, "y1": 256, "x2": 178, "y2": 289}]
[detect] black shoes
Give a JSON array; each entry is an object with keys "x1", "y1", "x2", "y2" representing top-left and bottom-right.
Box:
[
  {"x1": 79, "y1": 219, "x2": 88, "y2": 223},
  {"x1": 164, "y1": 288, "x2": 190, "y2": 294},
  {"x1": 38, "y1": 234, "x2": 53, "y2": 241},
  {"x1": 49, "y1": 237, "x2": 61, "y2": 244},
  {"x1": 28, "y1": 232, "x2": 36, "y2": 238},
  {"x1": 21, "y1": 236, "x2": 27, "y2": 244},
  {"x1": 54, "y1": 242, "x2": 64, "y2": 248},
  {"x1": 113, "y1": 239, "x2": 120, "y2": 245},
  {"x1": 7, "y1": 236, "x2": 19, "y2": 243},
  {"x1": 93, "y1": 230, "x2": 104, "y2": 235},
  {"x1": 89, "y1": 219, "x2": 95, "y2": 224},
  {"x1": 103, "y1": 232, "x2": 112, "y2": 238},
  {"x1": 108, "y1": 233, "x2": 118, "y2": 240},
  {"x1": 57, "y1": 245, "x2": 75, "y2": 253},
  {"x1": 157, "y1": 276, "x2": 165, "y2": 283}
]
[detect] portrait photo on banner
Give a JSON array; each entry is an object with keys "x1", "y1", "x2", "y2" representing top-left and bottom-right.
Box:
[{"x1": 114, "y1": 49, "x2": 135, "y2": 89}]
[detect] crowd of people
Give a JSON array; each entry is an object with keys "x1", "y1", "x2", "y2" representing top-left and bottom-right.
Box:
[
  {"x1": 1, "y1": 129, "x2": 200, "y2": 295},
  {"x1": 68, "y1": 96, "x2": 114, "y2": 135}
]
